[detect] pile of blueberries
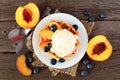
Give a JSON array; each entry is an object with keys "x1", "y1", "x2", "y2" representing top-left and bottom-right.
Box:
[
  {"x1": 80, "y1": 59, "x2": 93, "y2": 77},
  {"x1": 84, "y1": 10, "x2": 107, "y2": 22}
]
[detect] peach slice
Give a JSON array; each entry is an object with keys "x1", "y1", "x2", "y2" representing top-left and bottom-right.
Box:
[
  {"x1": 39, "y1": 40, "x2": 52, "y2": 48},
  {"x1": 39, "y1": 30, "x2": 54, "y2": 39},
  {"x1": 16, "y1": 54, "x2": 32, "y2": 76},
  {"x1": 87, "y1": 35, "x2": 112, "y2": 61},
  {"x1": 15, "y1": 2, "x2": 40, "y2": 29}
]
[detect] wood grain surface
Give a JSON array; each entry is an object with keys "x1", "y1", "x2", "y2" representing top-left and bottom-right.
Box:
[
  {"x1": 0, "y1": 0, "x2": 120, "y2": 80},
  {"x1": 1, "y1": 0, "x2": 120, "y2": 21}
]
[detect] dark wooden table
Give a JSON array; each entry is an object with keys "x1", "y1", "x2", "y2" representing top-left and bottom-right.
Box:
[{"x1": 0, "y1": 0, "x2": 120, "y2": 80}]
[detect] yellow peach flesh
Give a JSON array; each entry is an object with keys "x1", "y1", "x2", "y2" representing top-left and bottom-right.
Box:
[
  {"x1": 16, "y1": 54, "x2": 32, "y2": 76},
  {"x1": 87, "y1": 35, "x2": 112, "y2": 61},
  {"x1": 15, "y1": 2, "x2": 40, "y2": 29}
]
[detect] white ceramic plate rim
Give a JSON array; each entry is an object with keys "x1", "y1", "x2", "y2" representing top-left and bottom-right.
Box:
[{"x1": 32, "y1": 13, "x2": 88, "y2": 69}]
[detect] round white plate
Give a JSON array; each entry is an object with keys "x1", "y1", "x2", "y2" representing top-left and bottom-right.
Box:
[{"x1": 32, "y1": 13, "x2": 88, "y2": 69}]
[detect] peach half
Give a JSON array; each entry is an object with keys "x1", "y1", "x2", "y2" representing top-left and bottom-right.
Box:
[
  {"x1": 87, "y1": 35, "x2": 112, "y2": 61},
  {"x1": 15, "y1": 2, "x2": 40, "y2": 29},
  {"x1": 16, "y1": 54, "x2": 32, "y2": 76}
]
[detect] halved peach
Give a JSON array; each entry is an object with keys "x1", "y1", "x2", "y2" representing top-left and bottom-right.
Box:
[
  {"x1": 87, "y1": 35, "x2": 112, "y2": 61},
  {"x1": 39, "y1": 30, "x2": 54, "y2": 39},
  {"x1": 15, "y1": 2, "x2": 40, "y2": 29},
  {"x1": 16, "y1": 54, "x2": 32, "y2": 76}
]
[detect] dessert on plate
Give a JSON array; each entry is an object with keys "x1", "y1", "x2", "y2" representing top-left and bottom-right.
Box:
[{"x1": 39, "y1": 20, "x2": 80, "y2": 60}]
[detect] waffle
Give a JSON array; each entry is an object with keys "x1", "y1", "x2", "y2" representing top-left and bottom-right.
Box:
[{"x1": 39, "y1": 20, "x2": 80, "y2": 60}]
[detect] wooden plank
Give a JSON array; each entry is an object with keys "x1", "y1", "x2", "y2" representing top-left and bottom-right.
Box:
[
  {"x1": 0, "y1": 51, "x2": 120, "y2": 80},
  {"x1": 1, "y1": 0, "x2": 120, "y2": 21},
  {"x1": 0, "y1": 21, "x2": 120, "y2": 52},
  {"x1": 1, "y1": 0, "x2": 120, "y2": 10},
  {"x1": 0, "y1": 22, "x2": 17, "y2": 52}
]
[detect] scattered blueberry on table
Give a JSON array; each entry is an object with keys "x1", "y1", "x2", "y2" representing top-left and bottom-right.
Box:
[
  {"x1": 87, "y1": 64, "x2": 93, "y2": 69},
  {"x1": 83, "y1": 10, "x2": 107, "y2": 21},
  {"x1": 99, "y1": 12, "x2": 107, "y2": 20},
  {"x1": 84, "y1": 10, "x2": 90, "y2": 17},
  {"x1": 88, "y1": 16, "x2": 95, "y2": 22},
  {"x1": 51, "y1": 58, "x2": 57, "y2": 65},
  {"x1": 81, "y1": 70, "x2": 88, "y2": 77},
  {"x1": 73, "y1": 24, "x2": 78, "y2": 30},
  {"x1": 50, "y1": 24, "x2": 57, "y2": 32},
  {"x1": 33, "y1": 67, "x2": 40, "y2": 74},
  {"x1": 81, "y1": 58, "x2": 93, "y2": 76},
  {"x1": 83, "y1": 59, "x2": 89, "y2": 65}
]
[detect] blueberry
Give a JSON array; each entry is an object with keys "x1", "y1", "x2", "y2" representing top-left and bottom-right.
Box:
[
  {"x1": 33, "y1": 67, "x2": 40, "y2": 74},
  {"x1": 87, "y1": 64, "x2": 93, "y2": 69},
  {"x1": 88, "y1": 16, "x2": 95, "y2": 22},
  {"x1": 59, "y1": 58, "x2": 65, "y2": 63},
  {"x1": 44, "y1": 47, "x2": 50, "y2": 52},
  {"x1": 99, "y1": 12, "x2": 107, "y2": 20},
  {"x1": 50, "y1": 24, "x2": 57, "y2": 32},
  {"x1": 51, "y1": 58, "x2": 57, "y2": 65},
  {"x1": 47, "y1": 43, "x2": 52, "y2": 49},
  {"x1": 44, "y1": 43, "x2": 52, "y2": 52},
  {"x1": 81, "y1": 70, "x2": 88, "y2": 77},
  {"x1": 28, "y1": 57, "x2": 34, "y2": 63},
  {"x1": 84, "y1": 10, "x2": 90, "y2": 16},
  {"x1": 83, "y1": 59, "x2": 89, "y2": 65},
  {"x1": 73, "y1": 24, "x2": 78, "y2": 30}
]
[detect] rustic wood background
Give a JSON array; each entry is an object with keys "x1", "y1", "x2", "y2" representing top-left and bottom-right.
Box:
[{"x1": 0, "y1": 0, "x2": 120, "y2": 80}]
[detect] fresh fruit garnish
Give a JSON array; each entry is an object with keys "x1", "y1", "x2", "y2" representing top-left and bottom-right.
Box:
[
  {"x1": 15, "y1": 2, "x2": 40, "y2": 29},
  {"x1": 99, "y1": 12, "x2": 107, "y2": 20},
  {"x1": 81, "y1": 70, "x2": 88, "y2": 77},
  {"x1": 83, "y1": 59, "x2": 89, "y2": 65},
  {"x1": 39, "y1": 40, "x2": 51, "y2": 48},
  {"x1": 87, "y1": 35, "x2": 112, "y2": 61},
  {"x1": 51, "y1": 58, "x2": 57, "y2": 65},
  {"x1": 88, "y1": 16, "x2": 95, "y2": 22},
  {"x1": 50, "y1": 24, "x2": 57, "y2": 32},
  {"x1": 84, "y1": 10, "x2": 90, "y2": 16},
  {"x1": 73, "y1": 24, "x2": 78, "y2": 30},
  {"x1": 59, "y1": 58, "x2": 65, "y2": 63},
  {"x1": 44, "y1": 43, "x2": 52, "y2": 52},
  {"x1": 39, "y1": 30, "x2": 54, "y2": 39},
  {"x1": 49, "y1": 20, "x2": 62, "y2": 30},
  {"x1": 44, "y1": 47, "x2": 50, "y2": 52},
  {"x1": 33, "y1": 67, "x2": 40, "y2": 74},
  {"x1": 27, "y1": 57, "x2": 34, "y2": 63},
  {"x1": 16, "y1": 54, "x2": 32, "y2": 76},
  {"x1": 87, "y1": 64, "x2": 93, "y2": 69}
]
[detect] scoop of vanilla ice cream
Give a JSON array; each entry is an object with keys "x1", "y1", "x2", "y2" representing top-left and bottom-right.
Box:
[{"x1": 50, "y1": 29, "x2": 78, "y2": 57}]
